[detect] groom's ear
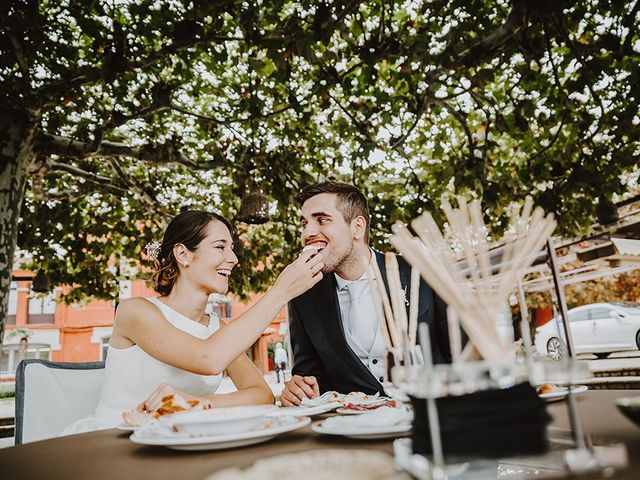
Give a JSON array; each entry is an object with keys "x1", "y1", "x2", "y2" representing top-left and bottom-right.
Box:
[{"x1": 351, "y1": 215, "x2": 367, "y2": 241}]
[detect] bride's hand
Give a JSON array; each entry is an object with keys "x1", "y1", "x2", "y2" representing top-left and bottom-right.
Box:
[
  {"x1": 135, "y1": 383, "x2": 212, "y2": 413},
  {"x1": 273, "y1": 249, "x2": 324, "y2": 301}
]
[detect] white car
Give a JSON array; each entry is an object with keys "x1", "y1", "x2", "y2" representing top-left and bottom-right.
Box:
[{"x1": 534, "y1": 302, "x2": 640, "y2": 360}]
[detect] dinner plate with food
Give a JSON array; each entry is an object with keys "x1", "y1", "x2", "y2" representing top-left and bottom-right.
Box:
[
  {"x1": 537, "y1": 383, "x2": 588, "y2": 401},
  {"x1": 312, "y1": 405, "x2": 412, "y2": 439},
  {"x1": 130, "y1": 415, "x2": 310, "y2": 451},
  {"x1": 120, "y1": 393, "x2": 213, "y2": 428},
  {"x1": 337, "y1": 398, "x2": 399, "y2": 415}
]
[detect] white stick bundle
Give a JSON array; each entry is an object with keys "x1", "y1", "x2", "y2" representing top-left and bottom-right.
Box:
[
  {"x1": 390, "y1": 195, "x2": 557, "y2": 365},
  {"x1": 369, "y1": 256, "x2": 403, "y2": 361}
]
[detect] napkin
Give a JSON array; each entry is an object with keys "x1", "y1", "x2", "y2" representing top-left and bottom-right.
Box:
[
  {"x1": 300, "y1": 391, "x2": 342, "y2": 407},
  {"x1": 322, "y1": 406, "x2": 412, "y2": 430}
]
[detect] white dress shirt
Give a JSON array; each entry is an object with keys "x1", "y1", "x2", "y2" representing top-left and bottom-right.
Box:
[{"x1": 334, "y1": 257, "x2": 386, "y2": 384}]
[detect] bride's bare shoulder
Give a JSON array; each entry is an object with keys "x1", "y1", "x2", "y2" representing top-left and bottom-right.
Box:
[{"x1": 116, "y1": 297, "x2": 161, "y2": 322}]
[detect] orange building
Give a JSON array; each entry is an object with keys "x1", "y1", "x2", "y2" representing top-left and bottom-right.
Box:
[{"x1": 2, "y1": 270, "x2": 287, "y2": 377}]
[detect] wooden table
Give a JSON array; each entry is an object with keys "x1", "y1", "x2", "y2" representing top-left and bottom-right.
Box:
[{"x1": 1, "y1": 390, "x2": 638, "y2": 479}]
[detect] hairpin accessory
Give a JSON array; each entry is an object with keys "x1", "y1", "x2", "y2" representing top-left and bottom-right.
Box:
[{"x1": 145, "y1": 241, "x2": 161, "y2": 261}]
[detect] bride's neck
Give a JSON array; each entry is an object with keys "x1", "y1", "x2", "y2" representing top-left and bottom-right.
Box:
[{"x1": 161, "y1": 281, "x2": 210, "y2": 323}]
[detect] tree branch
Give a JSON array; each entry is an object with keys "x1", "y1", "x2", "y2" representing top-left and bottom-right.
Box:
[
  {"x1": 433, "y1": 98, "x2": 476, "y2": 158},
  {"x1": 36, "y1": 33, "x2": 247, "y2": 101},
  {"x1": 527, "y1": 112, "x2": 568, "y2": 163},
  {"x1": 91, "y1": 101, "x2": 171, "y2": 152},
  {"x1": 105, "y1": 156, "x2": 166, "y2": 214},
  {"x1": 554, "y1": 14, "x2": 606, "y2": 144},
  {"x1": 0, "y1": 13, "x2": 35, "y2": 104},
  {"x1": 36, "y1": 133, "x2": 225, "y2": 170},
  {"x1": 450, "y1": 0, "x2": 529, "y2": 67},
  {"x1": 328, "y1": 93, "x2": 424, "y2": 189},
  {"x1": 47, "y1": 161, "x2": 129, "y2": 195},
  {"x1": 170, "y1": 101, "x2": 294, "y2": 126},
  {"x1": 389, "y1": 94, "x2": 432, "y2": 149}
]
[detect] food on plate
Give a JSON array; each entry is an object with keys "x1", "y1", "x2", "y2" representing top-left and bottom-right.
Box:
[
  {"x1": 537, "y1": 383, "x2": 560, "y2": 395},
  {"x1": 122, "y1": 409, "x2": 152, "y2": 427},
  {"x1": 343, "y1": 391, "x2": 372, "y2": 404},
  {"x1": 342, "y1": 399, "x2": 398, "y2": 411},
  {"x1": 122, "y1": 394, "x2": 210, "y2": 427}
]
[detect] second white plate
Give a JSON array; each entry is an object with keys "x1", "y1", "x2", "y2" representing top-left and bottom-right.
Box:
[
  {"x1": 130, "y1": 416, "x2": 310, "y2": 450},
  {"x1": 311, "y1": 420, "x2": 411, "y2": 439},
  {"x1": 270, "y1": 402, "x2": 341, "y2": 417}
]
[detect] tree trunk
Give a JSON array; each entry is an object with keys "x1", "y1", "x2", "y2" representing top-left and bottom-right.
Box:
[{"x1": 0, "y1": 109, "x2": 39, "y2": 353}]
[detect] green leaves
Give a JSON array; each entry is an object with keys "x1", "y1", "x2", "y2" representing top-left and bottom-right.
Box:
[{"x1": 3, "y1": 0, "x2": 638, "y2": 303}]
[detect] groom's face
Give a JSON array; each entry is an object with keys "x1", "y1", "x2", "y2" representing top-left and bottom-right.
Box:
[{"x1": 300, "y1": 193, "x2": 355, "y2": 273}]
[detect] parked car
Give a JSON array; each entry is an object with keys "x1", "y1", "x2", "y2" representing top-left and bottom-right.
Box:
[{"x1": 534, "y1": 302, "x2": 640, "y2": 360}]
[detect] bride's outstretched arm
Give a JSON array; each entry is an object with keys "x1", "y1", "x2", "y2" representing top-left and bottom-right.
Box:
[{"x1": 113, "y1": 249, "x2": 323, "y2": 376}]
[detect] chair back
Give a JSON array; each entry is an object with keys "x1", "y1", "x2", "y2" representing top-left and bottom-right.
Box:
[{"x1": 15, "y1": 359, "x2": 105, "y2": 444}]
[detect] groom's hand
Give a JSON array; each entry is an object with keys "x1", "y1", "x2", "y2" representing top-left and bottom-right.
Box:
[{"x1": 280, "y1": 375, "x2": 319, "y2": 406}]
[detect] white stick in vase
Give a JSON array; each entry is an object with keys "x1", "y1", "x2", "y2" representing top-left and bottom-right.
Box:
[
  {"x1": 408, "y1": 266, "x2": 420, "y2": 348},
  {"x1": 385, "y1": 252, "x2": 409, "y2": 336},
  {"x1": 366, "y1": 266, "x2": 393, "y2": 352},
  {"x1": 447, "y1": 305, "x2": 462, "y2": 364}
]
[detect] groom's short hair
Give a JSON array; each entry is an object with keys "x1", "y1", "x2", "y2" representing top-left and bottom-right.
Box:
[{"x1": 297, "y1": 181, "x2": 370, "y2": 243}]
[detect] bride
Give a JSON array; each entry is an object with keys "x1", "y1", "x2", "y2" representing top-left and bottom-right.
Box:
[{"x1": 63, "y1": 210, "x2": 324, "y2": 433}]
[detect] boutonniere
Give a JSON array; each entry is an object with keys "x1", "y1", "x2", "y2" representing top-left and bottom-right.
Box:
[{"x1": 402, "y1": 285, "x2": 410, "y2": 306}]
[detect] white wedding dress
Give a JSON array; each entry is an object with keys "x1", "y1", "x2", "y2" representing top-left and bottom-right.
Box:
[{"x1": 61, "y1": 297, "x2": 223, "y2": 434}]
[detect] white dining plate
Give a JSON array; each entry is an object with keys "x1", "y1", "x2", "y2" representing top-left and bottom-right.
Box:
[
  {"x1": 311, "y1": 420, "x2": 411, "y2": 440},
  {"x1": 539, "y1": 385, "x2": 588, "y2": 402},
  {"x1": 117, "y1": 423, "x2": 141, "y2": 432},
  {"x1": 130, "y1": 416, "x2": 310, "y2": 451},
  {"x1": 270, "y1": 402, "x2": 341, "y2": 417}
]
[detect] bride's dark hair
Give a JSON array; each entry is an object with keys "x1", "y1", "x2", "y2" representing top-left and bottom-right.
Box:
[{"x1": 152, "y1": 210, "x2": 234, "y2": 296}]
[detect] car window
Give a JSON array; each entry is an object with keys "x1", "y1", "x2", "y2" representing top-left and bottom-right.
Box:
[
  {"x1": 569, "y1": 310, "x2": 589, "y2": 322},
  {"x1": 615, "y1": 304, "x2": 640, "y2": 316},
  {"x1": 590, "y1": 308, "x2": 612, "y2": 320}
]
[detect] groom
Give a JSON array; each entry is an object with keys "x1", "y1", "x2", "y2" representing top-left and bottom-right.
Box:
[{"x1": 280, "y1": 182, "x2": 450, "y2": 406}]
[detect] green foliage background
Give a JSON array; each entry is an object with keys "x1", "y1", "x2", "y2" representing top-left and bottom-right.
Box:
[{"x1": 2, "y1": 0, "x2": 639, "y2": 302}]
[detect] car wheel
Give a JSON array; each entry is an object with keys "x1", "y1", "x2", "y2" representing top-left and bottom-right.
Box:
[
  {"x1": 594, "y1": 353, "x2": 610, "y2": 359},
  {"x1": 546, "y1": 337, "x2": 564, "y2": 360},
  {"x1": 636, "y1": 330, "x2": 640, "y2": 350}
]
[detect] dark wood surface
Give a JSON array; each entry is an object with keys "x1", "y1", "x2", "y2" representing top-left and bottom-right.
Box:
[{"x1": 1, "y1": 390, "x2": 638, "y2": 480}]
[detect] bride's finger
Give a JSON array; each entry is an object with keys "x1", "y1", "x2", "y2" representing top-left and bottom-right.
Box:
[
  {"x1": 310, "y1": 262, "x2": 324, "y2": 275},
  {"x1": 297, "y1": 248, "x2": 318, "y2": 262},
  {"x1": 305, "y1": 251, "x2": 325, "y2": 267}
]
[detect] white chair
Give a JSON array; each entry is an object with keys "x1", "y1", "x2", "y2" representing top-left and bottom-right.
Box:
[{"x1": 15, "y1": 359, "x2": 105, "y2": 444}]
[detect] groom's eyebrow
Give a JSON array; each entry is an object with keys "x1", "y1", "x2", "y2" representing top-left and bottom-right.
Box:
[{"x1": 302, "y1": 211, "x2": 332, "y2": 220}]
